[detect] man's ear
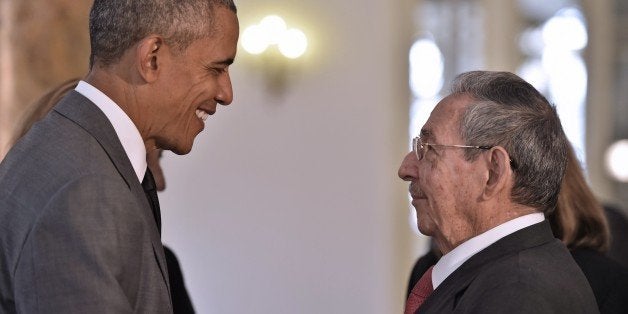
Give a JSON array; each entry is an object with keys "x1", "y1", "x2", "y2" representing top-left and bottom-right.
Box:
[
  {"x1": 483, "y1": 146, "x2": 512, "y2": 200},
  {"x1": 136, "y1": 36, "x2": 164, "y2": 83}
]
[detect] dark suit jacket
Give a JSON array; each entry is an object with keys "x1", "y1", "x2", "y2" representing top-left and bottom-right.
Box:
[
  {"x1": 163, "y1": 246, "x2": 195, "y2": 314},
  {"x1": 416, "y1": 221, "x2": 599, "y2": 314},
  {"x1": 409, "y1": 243, "x2": 628, "y2": 313},
  {"x1": 0, "y1": 91, "x2": 172, "y2": 313}
]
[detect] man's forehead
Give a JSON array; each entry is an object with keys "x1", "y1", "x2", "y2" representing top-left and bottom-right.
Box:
[
  {"x1": 420, "y1": 94, "x2": 471, "y2": 142},
  {"x1": 420, "y1": 110, "x2": 445, "y2": 143}
]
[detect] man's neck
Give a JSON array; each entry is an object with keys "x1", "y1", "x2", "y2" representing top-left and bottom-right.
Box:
[
  {"x1": 437, "y1": 203, "x2": 539, "y2": 254},
  {"x1": 85, "y1": 66, "x2": 148, "y2": 145}
]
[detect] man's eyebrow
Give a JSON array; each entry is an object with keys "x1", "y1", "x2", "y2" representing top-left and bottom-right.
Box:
[
  {"x1": 420, "y1": 129, "x2": 433, "y2": 140},
  {"x1": 213, "y1": 58, "x2": 234, "y2": 66}
]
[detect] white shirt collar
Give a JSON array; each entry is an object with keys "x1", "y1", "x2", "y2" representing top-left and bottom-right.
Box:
[
  {"x1": 74, "y1": 80, "x2": 147, "y2": 181},
  {"x1": 432, "y1": 212, "x2": 545, "y2": 289}
]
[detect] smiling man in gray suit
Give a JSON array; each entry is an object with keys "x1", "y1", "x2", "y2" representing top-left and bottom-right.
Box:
[
  {"x1": 398, "y1": 71, "x2": 599, "y2": 314},
  {"x1": 0, "y1": 0, "x2": 238, "y2": 313}
]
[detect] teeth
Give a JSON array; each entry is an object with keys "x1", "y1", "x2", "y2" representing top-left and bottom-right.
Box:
[{"x1": 196, "y1": 109, "x2": 209, "y2": 121}]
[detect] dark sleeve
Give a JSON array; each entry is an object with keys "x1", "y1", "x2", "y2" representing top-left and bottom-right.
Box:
[
  {"x1": 598, "y1": 283, "x2": 628, "y2": 314},
  {"x1": 571, "y1": 249, "x2": 628, "y2": 314},
  {"x1": 604, "y1": 205, "x2": 628, "y2": 268},
  {"x1": 163, "y1": 245, "x2": 196, "y2": 314}
]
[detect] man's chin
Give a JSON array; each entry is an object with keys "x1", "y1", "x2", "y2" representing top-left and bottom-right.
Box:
[
  {"x1": 158, "y1": 139, "x2": 194, "y2": 155},
  {"x1": 417, "y1": 226, "x2": 433, "y2": 236},
  {"x1": 169, "y1": 145, "x2": 192, "y2": 155},
  {"x1": 416, "y1": 219, "x2": 435, "y2": 237}
]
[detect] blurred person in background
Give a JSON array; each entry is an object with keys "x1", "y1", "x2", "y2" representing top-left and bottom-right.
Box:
[
  {"x1": 550, "y1": 144, "x2": 628, "y2": 313},
  {"x1": 603, "y1": 203, "x2": 628, "y2": 268}
]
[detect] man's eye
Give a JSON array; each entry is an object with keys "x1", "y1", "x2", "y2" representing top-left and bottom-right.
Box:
[
  {"x1": 210, "y1": 68, "x2": 220, "y2": 75},
  {"x1": 205, "y1": 66, "x2": 226, "y2": 75}
]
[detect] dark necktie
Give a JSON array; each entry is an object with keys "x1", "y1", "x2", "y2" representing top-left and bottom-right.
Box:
[
  {"x1": 405, "y1": 265, "x2": 434, "y2": 314},
  {"x1": 141, "y1": 168, "x2": 162, "y2": 235}
]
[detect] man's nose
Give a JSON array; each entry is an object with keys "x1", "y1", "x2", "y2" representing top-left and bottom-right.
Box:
[
  {"x1": 398, "y1": 151, "x2": 419, "y2": 181},
  {"x1": 215, "y1": 72, "x2": 233, "y2": 106}
]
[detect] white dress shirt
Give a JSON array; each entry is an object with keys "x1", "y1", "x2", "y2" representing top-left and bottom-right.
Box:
[
  {"x1": 74, "y1": 80, "x2": 147, "y2": 181},
  {"x1": 432, "y1": 212, "x2": 545, "y2": 289}
]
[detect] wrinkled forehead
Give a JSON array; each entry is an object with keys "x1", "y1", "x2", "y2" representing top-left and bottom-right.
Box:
[{"x1": 421, "y1": 93, "x2": 473, "y2": 143}]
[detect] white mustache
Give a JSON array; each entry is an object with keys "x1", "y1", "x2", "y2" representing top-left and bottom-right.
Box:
[{"x1": 409, "y1": 183, "x2": 425, "y2": 199}]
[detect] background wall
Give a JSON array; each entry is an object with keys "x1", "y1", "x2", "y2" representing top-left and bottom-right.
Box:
[
  {"x1": 159, "y1": 0, "x2": 418, "y2": 313},
  {"x1": 0, "y1": 0, "x2": 90, "y2": 158}
]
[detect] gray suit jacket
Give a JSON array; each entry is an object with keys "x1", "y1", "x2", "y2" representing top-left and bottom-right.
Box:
[
  {"x1": 0, "y1": 91, "x2": 172, "y2": 313},
  {"x1": 417, "y1": 221, "x2": 599, "y2": 314}
]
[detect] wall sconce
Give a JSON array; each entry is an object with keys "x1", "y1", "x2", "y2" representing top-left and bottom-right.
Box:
[
  {"x1": 240, "y1": 15, "x2": 308, "y2": 94},
  {"x1": 606, "y1": 139, "x2": 628, "y2": 182}
]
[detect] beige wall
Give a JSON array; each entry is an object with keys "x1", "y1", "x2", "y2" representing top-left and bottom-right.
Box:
[
  {"x1": 0, "y1": 0, "x2": 90, "y2": 159},
  {"x1": 582, "y1": 0, "x2": 617, "y2": 204},
  {"x1": 481, "y1": 0, "x2": 523, "y2": 71},
  {"x1": 159, "y1": 1, "x2": 417, "y2": 312}
]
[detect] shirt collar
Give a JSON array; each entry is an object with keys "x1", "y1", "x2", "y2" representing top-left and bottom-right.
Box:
[
  {"x1": 74, "y1": 80, "x2": 147, "y2": 181},
  {"x1": 432, "y1": 212, "x2": 545, "y2": 289}
]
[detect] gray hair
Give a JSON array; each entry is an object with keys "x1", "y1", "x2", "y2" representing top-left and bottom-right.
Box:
[
  {"x1": 452, "y1": 71, "x2": 568, "y2": 214},
  {"x1": 88, "y1": 0, "x2": 237, "y2": 68}
]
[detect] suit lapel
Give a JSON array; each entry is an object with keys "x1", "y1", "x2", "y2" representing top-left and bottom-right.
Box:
[
  {"x1": 418, "y1": 221, "x2": 555, "y2": 313},
  {"x1": 53, "y1": 91, "x2": 171, "y2": 292}
]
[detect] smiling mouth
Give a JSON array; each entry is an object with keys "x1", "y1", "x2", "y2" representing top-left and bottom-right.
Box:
[{"x1": 195, "y1": 109, "x2": 210, "y2": 121}]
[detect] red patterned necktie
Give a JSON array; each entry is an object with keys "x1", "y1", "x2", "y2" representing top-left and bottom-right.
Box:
[{"x1": 405, "y1": 266, "x2": 434, "y2": 314}]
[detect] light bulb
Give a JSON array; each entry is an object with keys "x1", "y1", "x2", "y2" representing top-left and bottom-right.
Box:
[
  {"x1": 241, "y1": 25, "x2": 269, "y2": 54},
  {"x1": 259, "y1": 15, "x2": 287, "y2": 45},
  {"x1": 278, "y1": 28, "x2": 308, "y2": 59},
  {"x1": 606, "y1": 140, "x2": 628, "y2": 182}
]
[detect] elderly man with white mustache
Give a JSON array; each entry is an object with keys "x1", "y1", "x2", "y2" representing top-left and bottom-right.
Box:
[{"x1": 398, "y1": 71, "x2": 599, "y2": 314}]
